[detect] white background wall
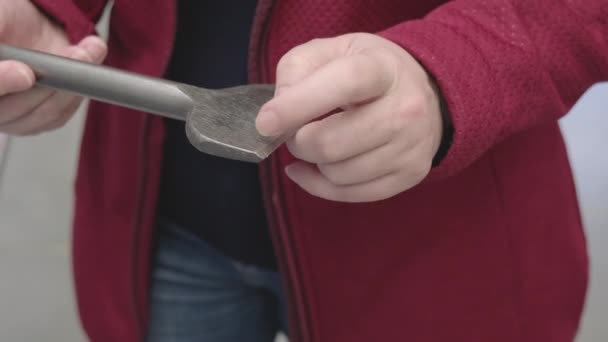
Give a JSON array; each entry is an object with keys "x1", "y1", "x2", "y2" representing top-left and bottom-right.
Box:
[
  {"x1": 560, "y1": 84, "x2": 608, "y2": 342},
  {"x1": 0, "y1": 4, "x2": 605, "y2": 340}
]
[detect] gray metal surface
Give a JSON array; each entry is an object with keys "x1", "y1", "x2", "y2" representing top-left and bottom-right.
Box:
[
  {"x1": 0, "y1": 43, "x2": 286, "y2": 162},
  {"x1": 181, "y1": 83, "x2": 287, "y2": 162}
]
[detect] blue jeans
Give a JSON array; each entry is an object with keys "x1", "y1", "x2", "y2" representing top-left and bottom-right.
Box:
[{"x1": 146, "y1": 218, "x2": 288, "y2": 342}]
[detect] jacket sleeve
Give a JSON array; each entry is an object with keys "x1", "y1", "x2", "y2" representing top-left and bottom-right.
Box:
[
  {"x1": 30, "y1": 0, "x2": 109, "y2": 43},
  {"x1": 378, "y1": 0, "x2": 608, "y2": 180}
]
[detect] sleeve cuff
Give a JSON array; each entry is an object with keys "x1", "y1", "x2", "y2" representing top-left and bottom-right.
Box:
[{"x1": 377, "y1": 19, "x2": 490, "y2": 182}]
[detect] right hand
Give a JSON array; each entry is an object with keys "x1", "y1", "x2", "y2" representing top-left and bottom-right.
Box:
[{"x1": 0, "y1": 0, "x2": 107, "y2": 135}]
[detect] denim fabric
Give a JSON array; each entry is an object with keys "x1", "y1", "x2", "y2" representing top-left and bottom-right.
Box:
[{"x1": 146, "y1": 219, "x2": 288, "y2": 342}]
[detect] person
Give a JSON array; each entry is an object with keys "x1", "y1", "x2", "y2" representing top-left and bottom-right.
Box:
[{"x1": 0, "y1": 0, "x2": 605, "y2": 341}]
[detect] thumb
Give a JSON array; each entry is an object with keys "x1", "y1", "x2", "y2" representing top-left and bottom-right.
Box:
[
  {"x1": 60, "y1": 35, "x2": 107, "y2": 64},
  {"x1": 274, "y1": 35, "x2": 354, "y2": 95}
]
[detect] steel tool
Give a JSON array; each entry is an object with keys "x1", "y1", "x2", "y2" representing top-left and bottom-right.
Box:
[{"x1": 0, "y1": 43, "x2": 285, "y2": 162}]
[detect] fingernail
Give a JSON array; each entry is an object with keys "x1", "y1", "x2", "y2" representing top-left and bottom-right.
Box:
[
  {"x1": 285, "y1": 165, "x2": 298, "y2": 180},
  {"x1": 81, "y1": 38, "x2": 107, "y2": 62},
  {"x1": 69, "y1": 47, "x2": 91, "y2": 62},
  {"x1": 13, "y1": 67, "x2": 34, "y2": 89},
  {"x1": 256, "y1": 110, "x2": 280, "y2": 136}
]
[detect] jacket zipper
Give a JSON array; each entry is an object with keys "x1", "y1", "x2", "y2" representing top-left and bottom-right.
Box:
[
  {"x1": 130, "y1": 1, "x2": 179, "y2": 337},
  {"x1": 130, "y1": 1, "x2": 313, "y2": 340},
  {"x1": 253, "y1": 1, "x2": 313, "y2": 341},
  {"x1": 130, "y1": 115, "x2": 151, "y2": 336}
]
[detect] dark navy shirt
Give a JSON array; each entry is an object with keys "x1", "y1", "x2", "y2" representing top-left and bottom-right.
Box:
[{"x1": 157, "y1": 0, "x2": 276, "y2": 269}]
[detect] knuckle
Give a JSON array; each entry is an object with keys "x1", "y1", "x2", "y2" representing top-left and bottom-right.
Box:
[
  {"x1": 389, "y1": 108, "x2": 409, "y2": 135},
  {"x1": 307, "y1": 37, "x2": 326, "y2": 46},
  {"x1": 339, "y1": 58, "x2": 367, "y2": 95},
  {"x1": 286, "y1": 139, "x2": 305, "y2": 160},
  {"x1": 277, "y1": 51, "x2": 312, "y2": 76},
  {"x1": 317, "y1": 163, "x2": 345, "y2": 185},
  {"x1": 390, "y1": 96, "x2": 427, "y2": 133},
  {"x1": 338, "y1": 77, "x2": 359, "y2": 100},
  {"x1": 358, "y1": 54, "x2": 386, "y2": 83},
  {"x1": 399, "y1": 95, "x2": 427, "y2": 117},
  {"x1": 315, "y1": 130, "x2": 341, "y2": 162},
  {"x1": 409, "y1": 94, "x2": 429, "y2": 115},
  {"x1": 408, "y1": 158, "x2": 432, "y2": 182},
  {"x1": 339, "y1": 55, "x2": 385, "y2": 99}
]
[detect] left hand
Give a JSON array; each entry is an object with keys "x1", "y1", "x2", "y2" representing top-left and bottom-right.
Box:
[{"x1": 256, "y1": 33, "x2": 444, "y2": 203}]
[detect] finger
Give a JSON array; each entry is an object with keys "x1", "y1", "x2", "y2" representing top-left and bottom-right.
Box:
[
  {"x1": 286, "y1": 100, "x2": 393, "y2": 163},
  {"x1": 76, "y1": 35, "x2": 108, "y2": 64},
  {"x1": 317, "y1": 142, "x2": 401, "y2": 186},
  {"x1": 275, "y1": 36, "x2": 352, "y2": 94},
  {"x1": 0, "y1": 86, "x2": 55, "y2": 125},
  {"x1": 285, "y1": 161, "x2": 413, "y2": 203},
  {"x1": 0, "y1": 44, "x2": 91, "y2": 127},
  {"x1": 0, "y1": 37, "x2": 105, "y2": 135},
  {"x1": 0, "y1": 35, "x2": 104, "y2": 102},
  {"x1": 0, "y1": 91, "x2": 82, "y2": 135},
  {"x1": 257, "y1": 53, "x2": 393, "y2": 136},
  {"x1": 0, "y1": 37, "x2": 104, "y2": 133},
  {"x1": 24, "y1": 96, "x2": 81, "y2": 135},
  {"x1": 0, "y1": 61, "x2": 35, "y2": 96},
  {"x1": 61, "y1": 41, "x2": 96, "y2": 64}
]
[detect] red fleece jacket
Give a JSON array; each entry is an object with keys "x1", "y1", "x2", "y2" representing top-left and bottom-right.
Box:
[{"x1": 29, "y1": 0, "x2": 608, "y2": 341}]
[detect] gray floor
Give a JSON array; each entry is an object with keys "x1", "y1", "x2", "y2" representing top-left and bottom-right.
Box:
[{"x1": 0, "y1": 56, "x2": 604, "y2": 342}]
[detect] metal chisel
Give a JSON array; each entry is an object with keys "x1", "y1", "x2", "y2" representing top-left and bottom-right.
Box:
[{"x1": 0, "y1": 43, "x2": 286, "y2": 163}]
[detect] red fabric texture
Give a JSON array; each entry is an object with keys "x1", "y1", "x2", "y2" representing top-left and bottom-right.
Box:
[
  {"x1": 31, "y1": 0, "x2": 98, "y2": 43},
  {"x1": 29, "y1": 0, "x2": 607, "y2": 341},
  {"x1": 380, "y1": 0, "x2": 608, "y2": 181}
]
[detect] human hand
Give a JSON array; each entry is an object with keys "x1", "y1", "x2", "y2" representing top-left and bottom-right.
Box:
[
  {"x1": 256, "y1": 33, "x2": 444, "y2": 202},
  {"x1": 0, "y1": 0, "x2": 107, "y2": 135}
]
